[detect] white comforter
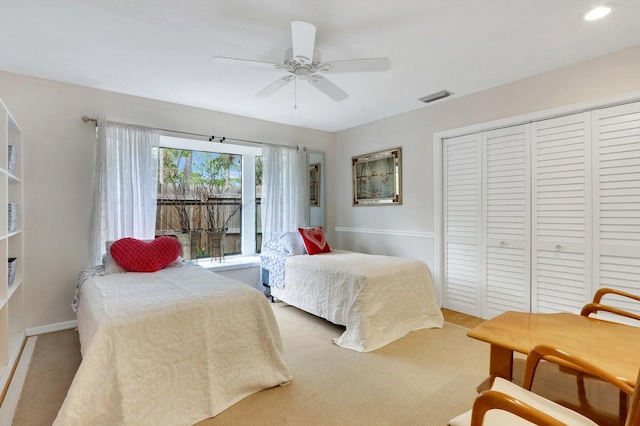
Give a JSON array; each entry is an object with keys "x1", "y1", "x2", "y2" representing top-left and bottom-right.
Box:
[
  {"x1": 270, "y1": 250, "x2": 444, "y2": 352},
  {"x1": 55, "y1": 264, "x2": 292, "y2": 426}
]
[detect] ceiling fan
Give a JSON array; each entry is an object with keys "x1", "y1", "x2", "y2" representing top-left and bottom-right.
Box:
[{"x1": 212, "y1": 21, "x2": 391, "y2": 102}]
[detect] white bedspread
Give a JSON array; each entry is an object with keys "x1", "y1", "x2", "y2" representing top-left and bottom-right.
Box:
[
  {"x1": 55, "y1": 264, "x2": 292, "y2": 426},
  {"x1": 270, "y1": 250, "x2": 444, "y2": 352}
]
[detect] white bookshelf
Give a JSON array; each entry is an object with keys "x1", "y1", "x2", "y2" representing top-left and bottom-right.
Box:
[{"x1": 0, "y1": 98, "x2": 25, "y2": 395}]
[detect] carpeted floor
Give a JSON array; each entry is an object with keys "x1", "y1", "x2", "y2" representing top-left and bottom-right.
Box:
[
  {"x1": 12, "y1": 327, "x2": 81, "y2": 425},
  {"x1": 12, "y1": 303, "x2": 489, "y2": 425}
]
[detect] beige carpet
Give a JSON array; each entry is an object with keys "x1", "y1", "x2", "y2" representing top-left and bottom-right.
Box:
[
  {"x1": 12, "y1": 303, "x2": 489, "y2": 425},
  {"x1": 12, "y1": 327, "x2": 81, "y2": 425}
]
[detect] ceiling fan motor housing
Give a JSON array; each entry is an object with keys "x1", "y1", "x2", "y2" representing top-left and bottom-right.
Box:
[{"x1": 294, "y1": 66, "x2": 312, "y2": 80}]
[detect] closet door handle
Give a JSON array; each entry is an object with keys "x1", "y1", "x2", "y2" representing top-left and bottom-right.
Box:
[
  {"x1": 500, "y1": 240, "x2": 506, "y2": 246},
  {"x1": 555, "y1": 244, "x2": 562, "y2": 250}
]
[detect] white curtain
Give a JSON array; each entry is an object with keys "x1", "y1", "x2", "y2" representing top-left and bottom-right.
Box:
[
  {"x1": 261, "y1": 145, "x2": 309, "y2": 244},
  {"x1": 89, "y1": 117, "x2": 160, "y2": 265}
]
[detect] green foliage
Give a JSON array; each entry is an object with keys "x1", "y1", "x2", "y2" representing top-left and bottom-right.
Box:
[
  {"x1": 160, "y1": 148, "x2": 241, "y2": 190},
  {"x1": 192, "y1": 152, "x2": 241, "y2": 189},
  {"x1": 158, "y1": 148, "x2": 243, "y2": 233},
  {"x1": 161, "y1": 149, "x2": 193, "y2": 184},
  {"x1": 255, "y1": 156, "x2": 263, "y2": 186}
]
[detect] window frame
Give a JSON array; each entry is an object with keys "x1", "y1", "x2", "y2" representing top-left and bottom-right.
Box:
[{"x1": 158, "y1": 135, "x2": 262, "y2": 257}]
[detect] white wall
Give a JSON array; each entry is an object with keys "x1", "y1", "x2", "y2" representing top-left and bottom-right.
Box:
[
  {"x1": 3, "y1": 43, "x2": 640, "y2": 329},
  {"x1": 216, "y1": 267, "x2": 261, "y2": 292},
  {"x1": 333, "y1": 44, "x2": 640, "y2": 273},
  {"x1": 0, "y1": 71, "x2": 335, "y2": 329}
]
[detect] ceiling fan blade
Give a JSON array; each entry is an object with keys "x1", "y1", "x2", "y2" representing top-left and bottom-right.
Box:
[
  {"x1": 308, "y1": 75, "x2": 348, "y2": 102},
  {"x1": 256, "y1": 75, "x2": 294, "y2": 97},
  {"x1": 319, "y1": 58, "x2": 391, "y2": 73},
  {"x1": 212, "y1": 56, "x2": 283, "y2": 70},
  {"x1": 291, "y1": 21, "x2": 316, "y2": 62}
]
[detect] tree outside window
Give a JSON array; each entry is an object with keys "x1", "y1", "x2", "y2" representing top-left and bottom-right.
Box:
[{"x1": 156, "y1": 148, "x2": 243, "y2": 259}]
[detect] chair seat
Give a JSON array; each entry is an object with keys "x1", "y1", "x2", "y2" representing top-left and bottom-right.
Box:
[{"x1": 449, "y1": 377, "x2": 599, "y2": 426}]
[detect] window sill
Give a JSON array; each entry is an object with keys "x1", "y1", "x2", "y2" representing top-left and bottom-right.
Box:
[{"x1": 194, "y1": 255, "x2": 261, "y2": 272}]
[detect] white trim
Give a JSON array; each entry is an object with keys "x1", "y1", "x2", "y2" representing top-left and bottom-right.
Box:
[
  {"x1": 0, "y1": 336, "x2": 35, "y2": 426},
  {"x1": 195, "y1": 255, "x2": 261, "y2": 272},
  {"x1": 0, "y1": 331, "x2": 25, "y2": 401},
  {"x1": 160, "y1": 135, "x2": 262, "y2": 156},
  {"x1": 480, "y1": 131, "x2": 488, "y2": 318},
  {"x1": 433, "y1": 133, "x2": 443, "y2": 305},
  {"x1": 26, "y1": 320, "x2": 77, "y2": 336},
  {"x1": 435, "y1": 90, "x2": 640, "y2": 140},
  {"x1": 334, "y1": 227, "x2": 434, "y2": 239},
  {"x1": 241, "y1": 154, "x2": 257, "y2": 256},
  {"x1": 205, "y1": 262, "x2": 261, "y2": 272}
]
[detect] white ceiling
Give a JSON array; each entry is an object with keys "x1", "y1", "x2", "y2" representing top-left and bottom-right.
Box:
[{"x1": 1, "y1": 1, "x2": 639, "y2": 132}]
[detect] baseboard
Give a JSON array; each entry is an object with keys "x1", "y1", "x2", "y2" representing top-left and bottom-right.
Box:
[
  {"x1": 26, "y1": 320, "x2": 77, "y2": 337},
  {"x1": 0, "y1": 336, "x2": 35, "y2": 424}
]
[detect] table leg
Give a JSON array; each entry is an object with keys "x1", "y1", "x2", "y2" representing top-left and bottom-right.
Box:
[{"x1": 489, "y1": 345, "x2": 513, "y2": 381}]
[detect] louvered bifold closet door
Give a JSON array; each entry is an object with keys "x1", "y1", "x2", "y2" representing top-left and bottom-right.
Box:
[
  {"x1": 532, "y1": 112, "x2": 592, "y2": 313},
  {"x1": 443, "y1": 133, "x2": 482, "y2": 317},
  {"x1": 482, "y1": 125, "x2": 531, "y2": 318},
  {"x1": 593, "y1": 101, "x2": 640, "y2": 315}
]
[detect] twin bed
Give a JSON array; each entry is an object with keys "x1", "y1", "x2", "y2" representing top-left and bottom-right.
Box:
[
  {"x1": 261, "y1": 232, "x2": 444, "y2": 352},
  {"x1": 59, "y1": 233, "x2": 442, "y2": 424},
  {"x1": 56, "y1": 262, "x2": 292, "y2": 426}
]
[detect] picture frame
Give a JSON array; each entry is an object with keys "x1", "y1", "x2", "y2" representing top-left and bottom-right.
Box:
[
  {"x1": 352, "y1": 147, "x2": 402, "y2": 206},
  {"x1": 310, "y1": 163, "x2": 320, "y2": 207}
]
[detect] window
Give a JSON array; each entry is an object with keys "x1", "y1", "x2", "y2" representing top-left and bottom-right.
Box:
[
  {"x1": 255, "y1": 155, "x2": 263, "y2": 252},
  {"x1": 155, "y1": 136, "x2": 261, "y2": 260}
]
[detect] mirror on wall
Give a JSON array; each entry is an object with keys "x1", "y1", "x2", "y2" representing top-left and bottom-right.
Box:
[{"x1": 308, "y1": 151, "x2": 325, "y2": 228}]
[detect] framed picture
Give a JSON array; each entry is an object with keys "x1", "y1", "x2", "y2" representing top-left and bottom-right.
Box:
[
  {"x1": 352, "y1": 147, "x2": 402, "y2": 206},
  {"x1": 310, "y1": 163, "x2": 320, "y2": 206}
]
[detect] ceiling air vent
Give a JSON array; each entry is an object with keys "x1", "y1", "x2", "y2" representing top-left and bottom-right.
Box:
[{"x1": 419, "y1": 90, "x2": 453, "y2": 104}]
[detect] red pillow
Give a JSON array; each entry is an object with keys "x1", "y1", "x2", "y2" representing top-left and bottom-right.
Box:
[
  {"x1": 110, "y1": 236, "x2": 181, "y2": 272},
  {"x1": 298, "y1": 227, "x2": 331, "y2": 255}
]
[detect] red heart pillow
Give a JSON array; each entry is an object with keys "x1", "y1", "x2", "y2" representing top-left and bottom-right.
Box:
[
  {"x1": 110, "y1": 236, "x2": 181, "y2": 272},
  {"x1": 298, "y1": 227, "x2": 331, "y2": 255}
]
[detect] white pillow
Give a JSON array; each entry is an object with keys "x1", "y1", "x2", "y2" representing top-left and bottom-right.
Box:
[
  {"x1": 279, "y1": 232, "x2": 307, "y2": 256},
  {"x1": 104, "y1": 240, "x2": 127, "y2": 273}
]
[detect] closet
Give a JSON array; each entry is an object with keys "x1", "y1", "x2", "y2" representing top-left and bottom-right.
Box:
[
  {"x1": 592, "y1": 102, "x2": 640, "y2": 313},
  {"x1": 443, "y1": 125, "x2": 530, "y2": 318},
  {"x1": 531, "y1": 112, "x2": 591, "y2": 313},
  {"x1": 442, "y1": 100, "x2": 640, "y2": 318}
]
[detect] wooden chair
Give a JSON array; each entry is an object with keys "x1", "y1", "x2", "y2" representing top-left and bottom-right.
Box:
[
  {"x1": 449, "y1": 345, "x2": 640, "y2": 426},
  {"x1": 580, "y1": 287, "x2": 640, "y2": 324},
  {"x1": 577, "y1": 287, "x2": 640, "y2": 419}
]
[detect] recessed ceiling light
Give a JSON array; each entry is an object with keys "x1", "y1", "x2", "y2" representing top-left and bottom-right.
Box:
[{"x1": 583, "y1": 5, "x2": 613, "y2": 21}]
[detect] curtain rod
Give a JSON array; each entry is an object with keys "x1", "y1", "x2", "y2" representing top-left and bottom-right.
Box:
[{"x1": 81, "y1": 116, "x2": 301, "y2": 150}]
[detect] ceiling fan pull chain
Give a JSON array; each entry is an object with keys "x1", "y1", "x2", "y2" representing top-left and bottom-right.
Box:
[{"x1": 294, "y1": 77, "x2": 298, "y2": 109}]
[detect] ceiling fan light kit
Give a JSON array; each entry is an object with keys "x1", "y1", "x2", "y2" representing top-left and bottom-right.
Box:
[{"x1": 212, "y1": 21, "x2": 391, "y2": 103}]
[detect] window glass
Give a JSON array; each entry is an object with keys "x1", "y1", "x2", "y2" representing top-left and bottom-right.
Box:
[
  {"x1": 156, "y1": 148, "x2": 243, "y2": 259},
  {"x1": 255, "y1": 155, "x2": 263, "y2": 252}
]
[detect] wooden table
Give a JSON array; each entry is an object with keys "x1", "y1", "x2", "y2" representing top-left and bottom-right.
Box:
[{"x1": 467, "y1": 311, "x2": 640, "y2": 387}]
